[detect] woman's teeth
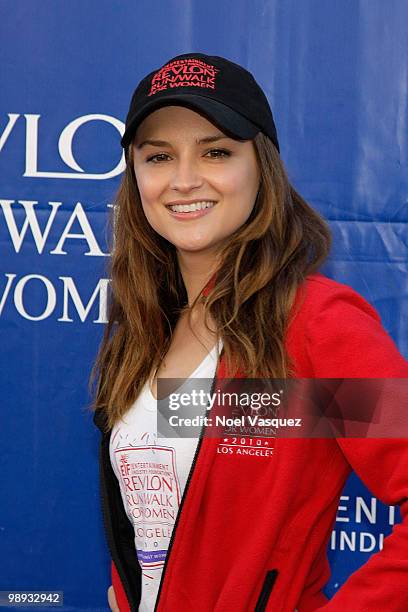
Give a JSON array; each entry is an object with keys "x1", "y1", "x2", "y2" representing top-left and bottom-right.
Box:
[{"x1": 168, "y1": 201, "x2": 216, "y2": 213}]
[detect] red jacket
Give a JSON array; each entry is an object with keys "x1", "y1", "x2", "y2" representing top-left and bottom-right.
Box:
[{"x1": 94, "y1": 273, "x2": 408, "y2": 611}]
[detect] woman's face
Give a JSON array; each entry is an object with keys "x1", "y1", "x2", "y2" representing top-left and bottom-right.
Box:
[{"x1": 132, "y1": 105, "x2": 261, "y2": 259}]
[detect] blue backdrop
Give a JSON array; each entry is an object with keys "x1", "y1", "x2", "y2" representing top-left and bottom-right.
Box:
[{"x1": 1, "y1": 1, "x2": 407, "y2": 610}]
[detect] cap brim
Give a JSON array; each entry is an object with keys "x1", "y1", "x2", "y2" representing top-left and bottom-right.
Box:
[{"x1": 121, "y1": 94, "x2": 260, "y2": 148}]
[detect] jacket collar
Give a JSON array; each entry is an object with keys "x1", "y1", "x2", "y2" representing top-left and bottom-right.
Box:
[{"x1": 201, "y1": 272, "x2": 217, "y2": 298}]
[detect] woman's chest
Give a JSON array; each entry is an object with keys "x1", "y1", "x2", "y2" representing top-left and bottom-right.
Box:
[{"x1": 151, "y1": 309, "x2": 219, "y2": 398}]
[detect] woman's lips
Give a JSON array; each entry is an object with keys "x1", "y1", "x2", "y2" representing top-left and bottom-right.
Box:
[{"x1": 166, "y1": 203, "x2": 217, "y2": 220}]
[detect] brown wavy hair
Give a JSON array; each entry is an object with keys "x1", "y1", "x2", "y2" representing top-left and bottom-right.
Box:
[{"x1": 89, "y1": 132, "x2": 331, "y2": 431}]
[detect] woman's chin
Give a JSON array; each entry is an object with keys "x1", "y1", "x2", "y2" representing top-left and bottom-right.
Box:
[{"x1": 174, "y1": 241, "x2": 219, "y2": 256}]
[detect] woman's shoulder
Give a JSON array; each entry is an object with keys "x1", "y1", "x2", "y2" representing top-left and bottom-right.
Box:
[
  {"x1": 288, "y1": 273, "x2": 408, "y2": 377},
  {"x1": 298, "y1": 272, "x2": 374, "y2": 306},
  {"x1": 292, "y1": 272, "x2": 380, "y2": 322}
]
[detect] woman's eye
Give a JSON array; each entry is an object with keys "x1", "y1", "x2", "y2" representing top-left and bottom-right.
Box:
[
  {"x1": 146, "y1": 153, "x2": 171, "y2": 163},
  {"x1": 145, "y1": 149, "x2": 231, "y2": 163},
  {"x1": 206, "y1": 148, "x2": 231, "y2": 158}
]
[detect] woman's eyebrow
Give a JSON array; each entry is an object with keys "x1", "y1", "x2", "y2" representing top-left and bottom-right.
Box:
[{"x1": 135, "y1": 134, "x2": 230, "y2": 150}]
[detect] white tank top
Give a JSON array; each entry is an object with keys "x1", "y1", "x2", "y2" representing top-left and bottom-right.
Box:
[{"x1": 109, "y1": 339, "x2": 223, "y2": 611}]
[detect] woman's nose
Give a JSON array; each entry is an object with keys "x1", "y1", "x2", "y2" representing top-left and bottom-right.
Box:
[{"x1": 169, "y1": 158, "x2": 204, "y2": 192}]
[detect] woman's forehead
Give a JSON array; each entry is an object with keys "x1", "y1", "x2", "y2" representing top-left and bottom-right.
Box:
[{"x1": 134, "y1": 105, "x2": 228, "y2": 141}]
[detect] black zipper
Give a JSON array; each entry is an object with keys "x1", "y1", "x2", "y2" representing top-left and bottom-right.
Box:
[
  {"x1": 254, "y1": 569, "x2": 278, "y2": 612},
  {"x1": 153, "y1": 364, "x2": 221, "y2": 611}
]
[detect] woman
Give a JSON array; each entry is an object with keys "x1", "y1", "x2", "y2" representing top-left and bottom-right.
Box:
[{"x1": 90, "y1": 53, "x2": 408, "y2": 611}]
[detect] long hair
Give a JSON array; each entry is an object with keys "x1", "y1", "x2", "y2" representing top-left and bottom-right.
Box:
[{"x1": 89, "y1": 132, "x2": 331, "y2": 431}]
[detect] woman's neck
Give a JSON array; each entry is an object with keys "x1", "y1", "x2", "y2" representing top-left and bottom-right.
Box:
[{"x1": 177, "y1": 250, "x2": 219, "y2": 307}]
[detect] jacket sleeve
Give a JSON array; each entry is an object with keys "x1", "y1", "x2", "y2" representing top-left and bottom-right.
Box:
[{"x1": 304, "y1": 281, "x2": 408, "y2": 611}]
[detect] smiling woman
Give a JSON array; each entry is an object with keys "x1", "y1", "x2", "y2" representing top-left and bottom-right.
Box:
[
  {"x1": 89, "y1": 52, "x2": 408, "y2": 612},
  {"x1": 131, "y1": 106, "x2": 261, "y2": 259}
]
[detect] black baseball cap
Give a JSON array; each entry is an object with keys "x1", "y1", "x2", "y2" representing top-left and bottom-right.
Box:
[{"x1": 121, "y1": 52, "x2": 280, "y2": 152}]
